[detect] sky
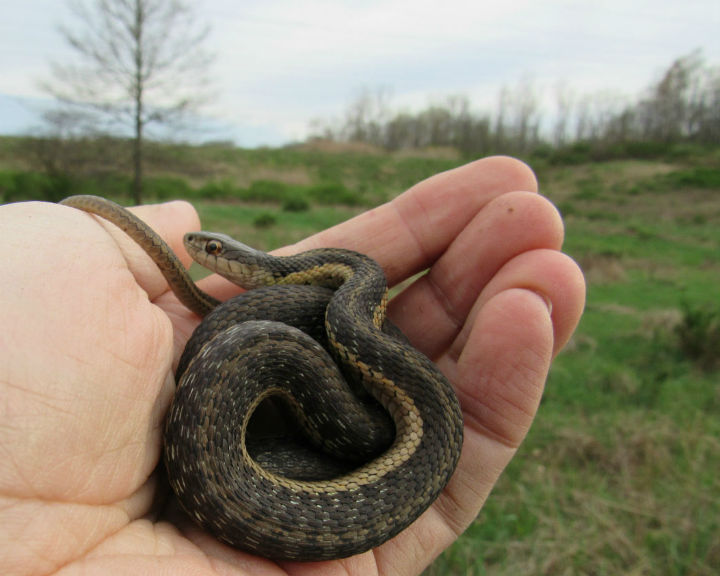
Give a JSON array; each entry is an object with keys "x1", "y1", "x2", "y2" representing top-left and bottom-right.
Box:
[{"x1": 0, "y1": 0, "x2": 718, "y2": 147}]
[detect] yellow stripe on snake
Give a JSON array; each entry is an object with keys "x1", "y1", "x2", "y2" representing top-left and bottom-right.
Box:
[{"x1": 59, "y1": 195, "x2": 463, "y2": 561}]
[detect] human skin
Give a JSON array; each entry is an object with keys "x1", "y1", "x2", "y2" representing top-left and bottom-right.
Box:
[{"x1": 0, "y1": 156, "x2": 585, "y2": 576}]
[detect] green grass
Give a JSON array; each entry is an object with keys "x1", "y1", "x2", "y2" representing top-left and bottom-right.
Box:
[
  {"x1": 0, "y1": 137, "x2": 461, "y2": 206},
  {"x1": 2, "y1": 136, "x2": 719, "y2": 574},
  {"x1": 425, "y1": 153, "x2": 720, "y2": 575},
  {"x1": 194, "y1": 201, "x2": 363, "y2": 252}
]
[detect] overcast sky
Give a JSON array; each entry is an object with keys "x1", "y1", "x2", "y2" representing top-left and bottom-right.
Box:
[{"x1": 1, "y1": 0, "x2": 718, "y2": 147}]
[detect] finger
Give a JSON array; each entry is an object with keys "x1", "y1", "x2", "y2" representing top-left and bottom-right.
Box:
[
  {"x1": 444, "y1": 287, "x2": 553, "y2": 530},
  {"x1": 452, "y1": 288, "x2": 554, "y2": 448},
  {"x1": 376, "y1": 250, "x2": 584, "y2": 573},
  {"x1": 388, "y1": 191, "x2": 565, "y2": 359},
  {"x1": 275, "y1": 156, "x2": 538, "y2": 284},
  {"x1": 84, "y1": 200, "x2": 205, "y2": 355},
  {"x1": 129, "y1": 200, "x2": 201, "y2": 268},
  {"x1": 67, "y1": 199, "x2": 202, "y2": 310},
  {"x1": 375, "y1": 288, "x2": 554, "y2": 576},
  {"x1": 447, "y1": 249, "x2": 586, "y2": 361},
  {"x1": 126, "y1": 200, "x2": 202, "y2": 303}
]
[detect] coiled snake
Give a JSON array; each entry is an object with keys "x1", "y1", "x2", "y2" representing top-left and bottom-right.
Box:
[{"x1": 59, "y1": 195, "x2": 463, "y2": 561}]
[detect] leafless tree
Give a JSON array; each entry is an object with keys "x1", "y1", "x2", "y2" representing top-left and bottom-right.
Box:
[
  {"x1": 340, "y1": 88, "x2": 393, "y2": 146},
  {"x1": 44, "y1": 0, "x2": 213, "y2": 203},
  {"x1": 313, "y1": 50, "x2": 720, "y2": 155},
  {"x1": 493, "y1": 78, "x2": 541, "y2": 153},
  {"x1": 512, "y1": 78, "x2": 541, "y2": 153},
  {"x1": 552, "y1": 82, "x2": 573, "y2": 148}
]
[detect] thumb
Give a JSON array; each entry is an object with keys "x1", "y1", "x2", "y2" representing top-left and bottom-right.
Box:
[{"x1": 123, "y1": 200, "x2": 203, "y2": 303}]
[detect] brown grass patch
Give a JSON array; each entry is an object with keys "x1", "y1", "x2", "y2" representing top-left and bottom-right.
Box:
[
  {"x1": 427, "y1": 412, "x2": 720, "y2": 575},
  {"x1": 297, "y1": 138, "x2": 384, "y2": 155},
  {"x1": 577, "y1": 253, "x2": 627, "y2": 285}
]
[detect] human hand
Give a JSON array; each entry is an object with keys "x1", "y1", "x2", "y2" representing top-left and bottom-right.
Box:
[{"x1": 0, "y1": 156, "x2": 585, "y2": 576}]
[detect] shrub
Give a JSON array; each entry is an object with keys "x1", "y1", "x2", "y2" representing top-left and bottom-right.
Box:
[
  {"x1": 246, "y1": 180, "x2": 289, "y2": 202},
  {"x1": 145, "y1": 176, "x2": 193, "y2": 200},
  {"x1": 253, "y1": 212, "x2": 277, "y2": 228},
  {"x1": 666, "y1": 167, "x2": 720, "y2": 189},
  {"x1": 282, "y1": 195, "x2": 310, "y2": 212},
  {"x1": 547, "y1": 141, "x2": 593, "y2": 165},
  {"x1": 306, "y1": 182, "x2": 362, "y2": 205},
  {"x1": 0, "y1": 170, "x2": 74, "y2": 203},
  {"x1": 675, "y1": 302, "x2": 720, "y2": 372},
  {"x1": 78, "y1": 173, "x2": 132, "y2": 199},
  {"x1": 197, "y1": 179, "x2": 243, "y2": 200}
]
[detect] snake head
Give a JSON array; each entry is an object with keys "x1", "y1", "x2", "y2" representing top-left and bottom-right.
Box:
[
  {"x1": 185, "y1": 232, "x2": 259, "y2": 259},
  {"x1": 184, "y1": 232, "x2": 274, "y2": 288}
]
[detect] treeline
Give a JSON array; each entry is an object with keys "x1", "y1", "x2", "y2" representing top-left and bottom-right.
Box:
[{"x1": 311, "y1": 51, "x2": 720, "y2": 156}]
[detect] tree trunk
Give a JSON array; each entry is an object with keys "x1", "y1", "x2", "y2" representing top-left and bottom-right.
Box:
[
  {"x1": 132, "y1": 0, "x2": 144, "y2": 205},
  {"x1": 132, "y1": 112, "x2": 143, "y2": 205}
]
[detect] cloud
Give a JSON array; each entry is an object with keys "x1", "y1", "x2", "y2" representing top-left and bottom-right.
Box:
[{"x1": 1, "y1": 0, "x2": 718, "y2": 145}]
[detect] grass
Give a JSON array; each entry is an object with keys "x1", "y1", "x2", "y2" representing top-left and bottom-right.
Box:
[
  {"x1": 194, "y1": 201, "x2": 363, "y2": 252},
  {"x1": 424, "y1": 154, "x2": 720, "y2": 575},
  {"x1": 2, "y1": 136, "x2": 719, "y2": 574},
  {"x1": 0, "y1": 137, "x2": 460, "y2": 207},
  {"x1": 427, "y1": 412, "x2": 719, "y2": 575}
]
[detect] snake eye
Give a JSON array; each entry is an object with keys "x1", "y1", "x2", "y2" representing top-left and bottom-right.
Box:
[{"x1": 205, "y1": 240, "x2": 223, "y2": 255}]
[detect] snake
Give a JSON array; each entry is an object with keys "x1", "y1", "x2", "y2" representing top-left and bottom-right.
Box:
[{"x1": 59, "y1": 195, "x2": 464, "y2": 561}]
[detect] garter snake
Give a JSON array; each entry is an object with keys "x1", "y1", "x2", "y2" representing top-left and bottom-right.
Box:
[{"x1": 59, "y1": 195, "x2": 463, "y2": 561}]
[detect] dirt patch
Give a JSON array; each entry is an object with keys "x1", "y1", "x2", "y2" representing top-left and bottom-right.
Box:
[
  {"x1": 578, "y1": 253, "x2": 627, "y2": 285},
  {"x1": 392, "y1": 146, "x2": 461, "y2": 160},
  {"x1": 297, "y1": 139, "x2": 384, "y2": 155},
  {"x1": 639, "y1": 308, "x2": 684, "y2": 335}
]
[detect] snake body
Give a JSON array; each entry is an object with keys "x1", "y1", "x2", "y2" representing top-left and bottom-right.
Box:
[{"x1": 59, "y1": 195, "x2": 463, "y2": 561}]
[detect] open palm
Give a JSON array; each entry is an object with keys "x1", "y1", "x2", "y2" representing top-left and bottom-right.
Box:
[{"x1": 0, "y1": 157, "x2": 584, "y2": 576}]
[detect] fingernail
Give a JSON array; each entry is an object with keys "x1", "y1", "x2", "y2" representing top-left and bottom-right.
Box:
[{"x1": 533, "y1": 291, "x2": 553, "y2": 316}]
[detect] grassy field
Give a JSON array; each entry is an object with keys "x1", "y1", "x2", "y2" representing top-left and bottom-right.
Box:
[
  {"x1": 2, "y1": 138, "x2": 719, "y2": 573},
  {"x1": 422, "y1": 157, "x2": 720, "y2": 575}
]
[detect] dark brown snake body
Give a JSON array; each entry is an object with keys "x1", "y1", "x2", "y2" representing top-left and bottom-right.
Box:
[{"x1": 59, "y1": 195, "x2": 463, "y2": 561}]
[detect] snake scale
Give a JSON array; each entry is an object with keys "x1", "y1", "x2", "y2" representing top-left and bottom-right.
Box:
[{"x1": 59, "y1": 195, "x2": 463, "y2": 561}]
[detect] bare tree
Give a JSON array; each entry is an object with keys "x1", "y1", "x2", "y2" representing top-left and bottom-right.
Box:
[
  {"x1": 512, "y1": 77, "x2": 541, "y2": 153},
  {"x1": 314, "y1": 50, "x2": 720, "y2": 155},
  {"x1": 552, "y1": 82, "x2": 573, "y2": 148},
  {"x1": 45, "y1": 0, "x2": 213, "y2": 203},
  {"x1": 493, "y1": 79, "x2": 541, "y2": 153}
]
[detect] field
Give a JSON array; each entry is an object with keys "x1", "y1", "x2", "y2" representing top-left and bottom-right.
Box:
[
  {"x1": 2, "y1": 138, "x2": 719, "y2": 573},
  {"x1": 425, "y1": 155, "x2": 720, "y2": 575}
]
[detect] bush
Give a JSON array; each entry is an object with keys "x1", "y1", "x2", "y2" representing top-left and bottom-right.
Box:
[
  {"x1": 675, "y1": 302, "x2": 720, "y2": 371},
  {"x1": 78, "y1": 173, "x2": 132, "y2": 199},
  {"x1": 246, "y1": 180, "x2": 290, "y2": 202},
  {"x1": 666, "y1": 167, "x2": 720, "y2": 189},
  {"x1": 282, "y1": 195, "x2": 310, "y2": 212},
  {"x1": 253, "y1": 212, "x2": 277, "y2": 228},
  {"x1": 144, "y1": 176, "x2": 193, "y2": 200},
  {"x1": 306, "y1": 182, "x2": 362, "y2": 205},
  {"x1": 607, "y1": 140, "x2": 669, "y2": 160},
  {"x1": 0, "y1": 170, "x2": 74, "y2": 203},
  {"x1": 197, "y1": 179, "x2": 243, "y2": 200},
  {"x1": 12, "y1": 171, "x2": 49, "y2": 201},
  {"x1": 547, "y1": 141, "x2": 594, "y2": 165}
]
